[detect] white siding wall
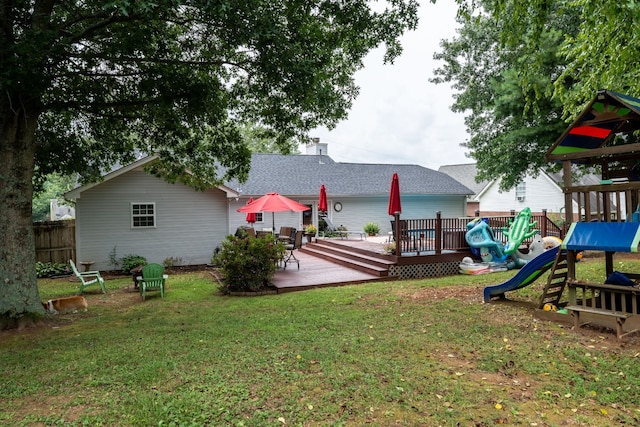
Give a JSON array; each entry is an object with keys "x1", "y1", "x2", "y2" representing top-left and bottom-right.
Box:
[
  {"x1": 76, "y1": 170, "x2": 228, "y2": 270},
  {"x1": 479, "y1": 173, "x2": 565, "y2": 214},
  {"x1": 229, "y1": 195, "x2": 467, "y2": 235},
  {"x1": 228, "y1": 199, "x2": 308, "y2": 234}
]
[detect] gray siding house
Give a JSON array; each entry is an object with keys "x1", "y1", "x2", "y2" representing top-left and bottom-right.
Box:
[
  {"x1": 66, "y1": 156, "x2": 237, "y2": 270},
  {"x1": 67, "y1": 144, "x2": 472, "y2": 270}
]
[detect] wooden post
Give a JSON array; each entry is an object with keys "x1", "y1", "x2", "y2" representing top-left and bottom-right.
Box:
[
  {"x1": 541, "y1": 209, "x2": 547, "y2": 237},
  {"x1": 563, "y1": 160, "x2": 573, "y2": 230},
  {"x1": 435, "y1": 211, "x2": 442, "y2": 255},
  {"x1": 394, "y1": 213, "x2": 401, "y2": 256}
]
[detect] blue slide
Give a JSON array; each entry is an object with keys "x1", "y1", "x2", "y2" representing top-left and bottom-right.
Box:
[{"x1": 483, "y1": 246, "x2": 560, "y2": 303}]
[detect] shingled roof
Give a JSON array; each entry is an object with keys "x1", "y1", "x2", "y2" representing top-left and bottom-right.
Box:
[
  {"x1": 438, "y1": 163, "x2": 489, "y2": 198},
  {"x1": 228, "y1": 153, "x2": 473, "y2": 197}
]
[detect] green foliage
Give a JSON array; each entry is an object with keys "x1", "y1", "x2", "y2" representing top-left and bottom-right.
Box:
[
  {"x1": 31, "y1": 173, "x2": 76, "y2": 222},
  {"x1": 363, "y1": 222, "x2": 380, "y2": 235},
  {"x1": 4, "y1": 0, "x2": 420, "y2": 188},
  {"x1": 35, "y1": 262, "x2": 70, "y2": 278},
  {"x1": 163, "y1": 256, "x2": 183, "y2": 267},
  {"x1": 492, "y1": 1, "x2": 640, "y2": 117},
  {"x1": 120, "y1": 254, "x2": 147, "y2": 275},
  {"x1": 212, "y1": 234, "x2": 285, "y2": 293},
  {"x1": 383, "y1": 241, "x2": 396, "y2": 255},
  {"x1": 239, "y1": 122, "x2": 300, "y2": 154},
  {"x1": 107, "y1": 246, "x2": 119, "y2": 270},
  {"x1": 304, "y1": 224, "x2": 318, "y2": 234},
  {"x1": 432, "y1": 1, "x2": 577, "y2": 190}
]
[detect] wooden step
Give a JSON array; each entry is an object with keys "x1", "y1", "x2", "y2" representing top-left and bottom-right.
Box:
[
  {"x1": 300, "y1": 244, "x2": 392, "y2": 277},
  {"x1": 303, "y1": 242, "x2": 394, "y2": 268},
  {"x1": 538, "y1": 250, "x2": 568, "y2": 309}
]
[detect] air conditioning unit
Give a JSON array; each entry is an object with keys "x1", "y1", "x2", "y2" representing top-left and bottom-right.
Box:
[{"x1": 517, "y1": 196, "x2": 525, "y2": 202}]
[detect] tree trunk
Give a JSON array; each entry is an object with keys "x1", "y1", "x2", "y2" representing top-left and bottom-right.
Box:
[{"x1": 0, "y1": 100, "x2": 44, "y2": 323}]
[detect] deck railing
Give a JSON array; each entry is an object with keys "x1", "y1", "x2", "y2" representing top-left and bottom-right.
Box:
[
  {"x1": 564, "y1": 181, "x2": 640, "y2": 223},
  {"x1": 392, "y1": 211, "x2": 563, "y2": 256}
]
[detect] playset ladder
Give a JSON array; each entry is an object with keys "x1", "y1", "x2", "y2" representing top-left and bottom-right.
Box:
[{"x1": 538, "y1": 249, "x2": 568, "y2": 309}]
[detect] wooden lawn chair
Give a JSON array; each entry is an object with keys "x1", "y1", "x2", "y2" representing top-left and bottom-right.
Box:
[
  {"x1": 138, "y1": 263, "x2": 167, "y2": 301},
  {"x1": 70, "y1": 259, "x2": 106, "y2": 295}
]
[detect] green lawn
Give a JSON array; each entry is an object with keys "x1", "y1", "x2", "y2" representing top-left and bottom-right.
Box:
[{"x1": 1, "y1": 257, "x2": 639, "y2": 426}]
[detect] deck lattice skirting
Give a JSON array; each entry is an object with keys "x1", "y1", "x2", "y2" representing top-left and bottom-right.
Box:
[{"x1": 390, "y1": 260, "x2": 460, "y2": 279}]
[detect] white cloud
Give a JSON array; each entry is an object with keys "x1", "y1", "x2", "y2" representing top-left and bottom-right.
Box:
[{"x1": 307, "y1": 0, "x2": 470, "y2": 169}]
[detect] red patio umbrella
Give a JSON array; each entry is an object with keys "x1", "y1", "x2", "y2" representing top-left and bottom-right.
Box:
[
  {"x1": 318, "y1": 184, "x2": 328, "y2": 214},
  {"x1": 245, "y1": 197, "x2": 256, "y2": 224},
  {"x1": 388, "y1": 173, "x2": 402, "y2": 215},
  {"x1": 238, "y1": 192, "x2": 310, "y2": 230}
]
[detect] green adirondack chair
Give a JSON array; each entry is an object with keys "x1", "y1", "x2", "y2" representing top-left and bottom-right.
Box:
[
  {"x1": 138, "y1": 263, "x2": 167, "y2": 301},
  {"x1": 70, "y1": 259, "x2": 106, "y2": 295}
]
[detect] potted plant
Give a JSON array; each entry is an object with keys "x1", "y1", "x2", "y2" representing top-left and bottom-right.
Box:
[
  {"x1": 363, "y1": 222, "x2": 380, "y2": 236},
  {"x1": 304, "y1": 224, "x2": 318, "y2": 243},
  {"x1": 383, "y1": 241, "x2": 396, "y2": 255}
]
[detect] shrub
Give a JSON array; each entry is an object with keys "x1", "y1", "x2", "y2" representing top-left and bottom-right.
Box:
[
  {"x1": 212, "y1": 234, "x2": 285, "y2": 293},
  {"x1": 304, "y1": 224, "x2": 317, "y2": 234},
  {"x1": 363, "y1": 222, "x2": 380, "y2": 235},
  {"x1": 163, "y1": 256, "x2": 183, "y2": 267},
  {"x1": 36, "y1": 262, "x2": 70, "y2": 278},
  {"x1": 121, "y1": 254, "x2": 147, "y2": 274}
]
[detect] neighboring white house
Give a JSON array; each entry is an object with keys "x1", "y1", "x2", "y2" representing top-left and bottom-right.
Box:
[
  {"x1": 439, "y1": 163, "x2": 604, "y2": 221},
  {"x1": 49, "y1": 199, "x2": 75, "y2": 220},
  {"x1": 66, "y1": 142, "x2": 473, "y2": 270}
]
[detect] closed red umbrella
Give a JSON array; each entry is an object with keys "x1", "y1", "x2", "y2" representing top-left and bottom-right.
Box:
[
  {"x1": 238, "y1": 192, "x2": 310, "y2": 230},
  {"x1": 388, "y1": 173, "x2": 402, "y2": 215},
  {"x1": 245, "y1": 197, "x2": 256, "y2": 224},
  {"x1": 318, "y1": 184, "x2": 328, "y2": 214}
]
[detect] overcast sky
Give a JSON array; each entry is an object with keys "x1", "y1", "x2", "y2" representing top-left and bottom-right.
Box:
[{"x1": 305, "y1": 0, "x2": 470, "y2": 170}]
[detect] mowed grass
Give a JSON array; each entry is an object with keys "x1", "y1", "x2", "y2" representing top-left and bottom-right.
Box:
[{"x1": 2, "y1": 256, "x2": 640, "y2": 426}]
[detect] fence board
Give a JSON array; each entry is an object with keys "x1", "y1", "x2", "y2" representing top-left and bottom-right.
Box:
[{"x1": 33, "y1": 220, "x2": 76, "y2": 264}]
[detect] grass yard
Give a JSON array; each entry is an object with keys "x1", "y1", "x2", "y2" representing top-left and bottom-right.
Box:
[{"x1": 2, "y1": 255, "x2": 640, "y2": 426}]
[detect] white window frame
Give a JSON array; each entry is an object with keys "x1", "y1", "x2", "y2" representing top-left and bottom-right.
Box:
[
  {"x1": 255, "y1": 212, "x2": 264, "y2": 223},
  {"x1": 131, "y1": 202, "x2": 156, "y2": 228},
  {"x1": 515, "y1": 182, "x2": 526, "y2": 201}
]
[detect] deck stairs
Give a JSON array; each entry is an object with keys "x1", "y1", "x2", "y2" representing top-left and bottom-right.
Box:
[
  {"x1": 300, "y1": 240, "x2": 395, "y2": 277},
  {"x1": 538, "y1": 249, "x2": 568, "y2": 309}
]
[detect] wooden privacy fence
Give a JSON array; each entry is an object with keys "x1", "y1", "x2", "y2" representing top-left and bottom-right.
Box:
[{"x1": 33, "y1": 220, "x2": 76, "y2": 264}]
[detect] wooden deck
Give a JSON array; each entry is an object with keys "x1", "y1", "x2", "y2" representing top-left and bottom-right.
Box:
[
  {"x1": 272, "y1": 234, "x2": 476, "y2": 292},
  {"x1": 272, "y1": 236, "x2": 393, "y2": 292}
]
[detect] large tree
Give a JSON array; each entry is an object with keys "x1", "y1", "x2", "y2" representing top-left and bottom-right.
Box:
[
  {"x1": 238, "y1": 122, "x2": 300, "y2": 154},
  {"x1": 1, "y1": 0, "x2": 418, "y2": 324},
  {"x1": 432, "y1": 0, "x2": 581, "y2": 190},
  {"x1": 435, "y1": 0, "x2": 640, "y2": 189},
  {"x1": 491, "y1": 1, "x2": 640, "y2": 117}
]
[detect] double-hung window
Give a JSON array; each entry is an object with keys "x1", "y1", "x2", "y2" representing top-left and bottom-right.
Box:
[
  {"x1": 515, "y1": 182, "x2": 526, "y2": 202},
  {"x1": 131, "y1": 202, "x2": 156, "y2": 228}
]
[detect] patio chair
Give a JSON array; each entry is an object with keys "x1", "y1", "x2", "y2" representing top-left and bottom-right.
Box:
[
  {"x1": 283, "y1": 230, "x2": 304, "y2": 270},
  {"x1": 277, "y1": 226, "x2": 291, "y2": 239},
  {"x1": 70, "y1": 259, "x2": 106, "y2": 295},
  {"x1": 138, "y1": 263, "x2": 167, "y2": 301},
  {"x1": 277, "y1": 226, "x2": 296, "y2": 243},
  {"x1": 235, "y1": 226, "x2": 255, "y2": 238}
]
